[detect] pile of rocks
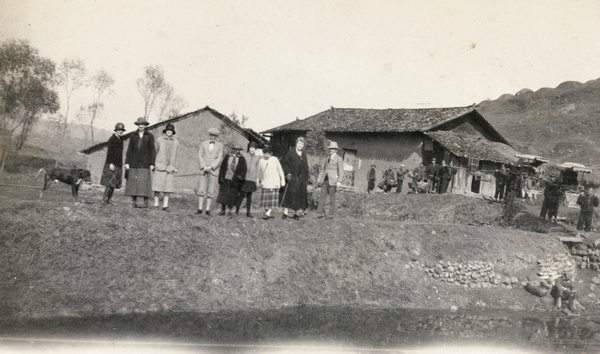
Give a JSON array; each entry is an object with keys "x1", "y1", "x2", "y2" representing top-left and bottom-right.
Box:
[
  {"x1": 535, "y1": 253, "x2": 574, "y2": 279},
  {"x1": 419, "y1": 260, "x2": 519, "y2": 289},
  {"x1": 570, "y1": 241, "x2": 600, "y2": 271}
]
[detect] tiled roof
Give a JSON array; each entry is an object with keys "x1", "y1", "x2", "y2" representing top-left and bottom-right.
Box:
[
  {"x1": 262, "y1": 106, "x2": 478, "y2": 133},
  {"x1": 425, "y1": 131, "x2": 519, "y2": 164}
]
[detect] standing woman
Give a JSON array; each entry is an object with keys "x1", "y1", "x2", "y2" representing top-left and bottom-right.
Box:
[
  {"x1": 152, "y1": 123, "x2": 178, "y2": 211},
  {"x1": 216, "y1": 143, "x2": 247, "y2": 218},
  {"x1": 258, "y1": 146, "x2": 286, "y2": 219},
  {"x1": 280, "y1": 137, "x2": 309, "y2": 220},
  {"x1": 124, "y1": 117, "x2": 156, "y2": 208},
  {"x1": 237, "y1": 141, "x2": 261, "y2": 217},
  {"x1": 101, "y1": 122, "x2": 126, "y2": 205}
]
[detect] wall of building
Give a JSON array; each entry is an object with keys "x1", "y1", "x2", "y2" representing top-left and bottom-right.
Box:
[{"x1": 85, "y1": 110, "x2": 249, "y2": 193}]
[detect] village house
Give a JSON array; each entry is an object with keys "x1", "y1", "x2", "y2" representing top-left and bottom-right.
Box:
[
  {"x1": 262, "y1": 105, "x2": 520, "y2": 196},
  {"x1": 80, "y1": 106, "x2": 266, "y2": 193}
]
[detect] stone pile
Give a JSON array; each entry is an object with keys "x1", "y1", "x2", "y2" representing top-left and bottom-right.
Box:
[
  {"x1": 570, "y1": 241, "x2": 600, "y2": 271},
  {"x1": 420, "y1": 260, "x2": 518, "y2": 289},
  {"x1": 535, "y1": 254, "x2": 574, "y2": 280}
]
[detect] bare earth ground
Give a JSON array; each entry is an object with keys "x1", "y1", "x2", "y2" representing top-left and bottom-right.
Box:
[{"x1": 1, "y1": 171, "x2": 599, "y2": 322}]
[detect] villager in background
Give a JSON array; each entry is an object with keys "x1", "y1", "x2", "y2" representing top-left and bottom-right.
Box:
[
  {"x1": 551, "y1": 273, "x2": 577, "y2": 312},
  {"x1": 425, "y1": 158, "x2": 438, "y2": 193},
  {"x1": 152, "y1": 123, "x2": 178, "y2": 211},
  {"x1": 100, "y1": 122, "x2": 126, "y2": 205},
  {"x1": 367, "y1": 164, "x2": 376, "y2": 193},
  {"x1": 217, "y1": 143, "x2": 247, "y2": 218},
  {"x1": 494, "y1": 165, "x2": 508, "y2": 201},
  {"x1": 316, "y1": 141, "x2": 344, "y2": 219},
  {"x1": 237, "y1": 141, "x2": 261, "y2": 217},
  {"x1": 258, "y1": 146, "x2": 285, "y2": 219},
  {"x1": 576, "y1": 187, "x2": 599, "y2": 238},
  {"x1": 280, "y1": 137, "x2": 309, "y2": 220},
  {"x1": 409, "y1": 163, "x2": 425, "y2": 193},
  {"x1": 540, "y1": 176, "x2": 561, "y2": 221},
  {"x1": 435, "y1": 160, "x2": 457, "y2": 194},
  {"x1": 382, "y1": 166, "x2": 396, "y2": 193},
  {"x1": 196, "y1": 127, "x2": 224, "y2": 216},
  {"x1": 124, "y1": 117, "x2": 156, "y2": 208},
  {"x1": 395, "y1": 164, "x2": 408, "y2": 194}
]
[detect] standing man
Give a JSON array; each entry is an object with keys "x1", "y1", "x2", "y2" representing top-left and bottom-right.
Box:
[
  {"x1": 436, "y1": 160, "x2": 456, "y2": 194},
  {"x1": 124, "y1": 117, "x2": 156, "y2": 208},
  {"x1": 383, "y1": 166, "x2": 395, "y2": 193},
  {"x1": 576, "y1": 187, "x2": 599, "y2": 238},
  {"x1": 426, "y1": 158, "x2": 438, "y2": 193},
  {"x1": 217, "y1": 143, "x2": 247, "y2": 218},
  {"x1": 316, "y1": 141, "x2": 344, "y2": 219},
  {"x1": 395, "y1": 164, "x2": 408, "y2": 194},
  {"x1": 540, "y1": 176, "x2": 561, "y2": 221},
  {"x1": 367, "y1": 164, "x2": 376, "y2": 193},
  {"x1": 494, "y1": 165, "x2": 508, "y2": 201},
  {"x1": 100, "y1": 122, "x2": 126, "y2": 205},
  {"x1": 196, "y1": 127, "x2": 224, "y2": 216}
]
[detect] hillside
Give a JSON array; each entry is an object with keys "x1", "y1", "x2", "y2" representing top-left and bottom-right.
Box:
[{"x1": 477, "y1": 78, "x2": 600, "y2": 171}]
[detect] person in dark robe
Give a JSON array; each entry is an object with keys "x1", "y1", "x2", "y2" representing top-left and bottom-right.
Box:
[
  {"x1": 280, "y1": 137, "x2": 309, "y2": 220},
  {"x1": 367, "y1": 164, "x2": 376, "y2": 193},
  {"x1": 217, "y1": 143, "x2": 247, "y2": 218},
  {"x1": 494, "y1": 165, "x2": 508, "y2": 201},
  {"x1": 100, "y1": 122, "x2": 126, "y2": 205},
  {"x1": 435, "y1": 160, "x2": 457, "y2": 194}
]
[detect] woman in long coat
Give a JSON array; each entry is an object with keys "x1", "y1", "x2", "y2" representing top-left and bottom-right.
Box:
[
  {"x1": 124, "y1": 117, "x2": 156, "y2": 208},
  {"x1": 280, "y1": 137, "x2": 309, "y2": 220},
  {"x1": 100, "y1": 122, "x2": 126, "y2": 205},
  {"x1": 216, "y1": 144, "x2": 247, "y2": 218},
  {"x1": 152, "y1": 123, "x2": 178, "y2": 211}
]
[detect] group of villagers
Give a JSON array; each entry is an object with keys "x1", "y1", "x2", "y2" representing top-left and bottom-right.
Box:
[{"x1": 100, "y1": 119, "x2": 342, "y2": 219}]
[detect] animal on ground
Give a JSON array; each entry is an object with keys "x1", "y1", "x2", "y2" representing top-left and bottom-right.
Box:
[{"x1": 35, "y1": 168, "x2": 92, "y2": 203}]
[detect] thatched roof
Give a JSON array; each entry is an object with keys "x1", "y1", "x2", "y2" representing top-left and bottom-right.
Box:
[
  {"x1": 425, "y1": 131, "x2": 519, "y2": 165},
  {"x1": 263, "y1": 106, "x2": 484, "y2": 134},
  {"x1": 80, "y1": 106, "x2": 267, "y2": 154}
]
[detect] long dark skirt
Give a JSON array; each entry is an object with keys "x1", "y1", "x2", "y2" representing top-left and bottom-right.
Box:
[
  {"x1": 217, "y1": 180, "x2": 242, "y2": 207},
  {"x1": 124, "y1": 168, "x2": 153, "y2": 197},
  {"x1": 280, "y1": 178, "x2": 307, "y2": 211},
  {"x1": 100, "y1": 164, "x2": 123, "y2": 189}
]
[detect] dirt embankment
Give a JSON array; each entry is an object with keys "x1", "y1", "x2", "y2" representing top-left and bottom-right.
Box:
[{"x1": 2, "y1": 177, "x2": 590, "y2": 319}]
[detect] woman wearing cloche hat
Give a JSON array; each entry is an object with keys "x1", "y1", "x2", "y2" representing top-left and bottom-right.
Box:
[
  {"x1": 100, "y1": 122, "x2": 126, "y2": 205},
  {"x1": 152, "y1": 123, "x2": 179, "y2": 211},
  {"x1": 124, "y1": 117, "x2": 156, "y2": 208}
]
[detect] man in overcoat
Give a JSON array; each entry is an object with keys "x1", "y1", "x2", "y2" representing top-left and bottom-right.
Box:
[
  {"x1": 395, "y1": 164, "x2": 408, "y2": 194},
  {"x1": 124, "y1": 117, "x2": 156, "y2": 208},
  {"x1": 316, "y1": 141, "x2": 344, "y2": 219},
  {"x1": 217, "y1": 143, "x2": 247, "y2": 218},
  {"x1": 196, "y1": 127, "x2": 224, "y2": 215}
]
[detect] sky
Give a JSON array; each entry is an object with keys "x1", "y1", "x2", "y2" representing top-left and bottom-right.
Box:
[{"x1": 2, "y1": 0, "x2": 600, "y2": 134}]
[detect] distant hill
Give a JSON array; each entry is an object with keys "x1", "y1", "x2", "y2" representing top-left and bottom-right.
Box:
[{"x1": 477, "y1": 78, "x2": 600, "y2": 172}]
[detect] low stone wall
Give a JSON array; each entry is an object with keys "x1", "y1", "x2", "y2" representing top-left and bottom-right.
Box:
[
  {"x1": 417, "y1": 260, "x2": 518, "y2": 289},
  {"x1": 570, "y1": 241, "x2": 600, "y2": 271},
  {"x1": 536, "y1": 254, "x2": 574, "y2": 280}
]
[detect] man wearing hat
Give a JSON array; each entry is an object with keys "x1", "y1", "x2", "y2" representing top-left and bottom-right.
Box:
[
  {"x1": 152, "y1": 123, "x2": 179, "y2": 211},
  {"x1": 196, "y1": 128, "x2": 224, "y2": 215},
  {"x1": 217, "y1": 143, "x2": 247, "y2": 218},
  {"x1": 425, "y1": 158, "x2": 438, "y2": 193},
  {"x1": 395, "y1": 164, "x2": 408, "y2": 194},
  {"x1": 124, "y1": 117, "x2": 156, "y2": 208},
  {"x1": 316, "y1": 141, "x2": 344, "y2": 219},
  {"x1": 100, "y1": 122, "x2": 126, "y2": 205},
  {"x1": 367, "y1": 164, "x2": 376, "y2": 193}
]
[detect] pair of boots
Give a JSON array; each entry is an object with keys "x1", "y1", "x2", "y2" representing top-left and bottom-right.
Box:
[
  {"x1": 103, "y1": 187, "x2": 116, "y2": 205},
  {"x1": 131, "y1": 196, "x2": 149, "y2": 208}
]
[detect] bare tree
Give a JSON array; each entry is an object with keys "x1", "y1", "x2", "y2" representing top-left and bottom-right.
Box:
[
  {"x1": 86, "y1": 69, "x2": 114, "y2": 144},
  {"x1": 55, "y1": 58, "x2": 87, "y2": 152},
  {"x1": 137, "y1": 65, "x2": 166, "y2": 121},
  {"x1": 156, "y1": 84, "x2": 186, "y2": 122},
  {"x1": 0, "y1": 40, "x2": 59, "y2": 173}
]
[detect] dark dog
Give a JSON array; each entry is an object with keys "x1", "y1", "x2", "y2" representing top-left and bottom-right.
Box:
[{"x1": 36, "y1": 168, "x2": 92, "y2": 203}]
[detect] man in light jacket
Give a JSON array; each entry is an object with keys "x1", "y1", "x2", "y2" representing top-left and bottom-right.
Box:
[
  {"x1": 196, "y1": 127, "x2": 224, "y2": 216},
  {"x1": 316, "y1": 141, "x2": 344, "y2": 219}
]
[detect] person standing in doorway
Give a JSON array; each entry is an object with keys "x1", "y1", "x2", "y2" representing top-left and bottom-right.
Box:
[
  {"x1": 367, "y1": 164, "x2": 376, "y2": 193},
  {"x1": 124, "y1": 117, "x2": 156, "y2": 208},
  {"x1": 101, "y1": 122, "x2": 126, "y2": 205},
  {"x1": 196, "y1": 127, "x2": 224, "y2": 216},
  {"x1": 152, "y1": 123, "x2": 178, "y2": 211},
  {"x1": 425, "y1": 158, "x2": 438, "y2": 193},
  {"x1": 316, "y1": 141, "x2": 344, "y2": 219},
  {"x1": 436, "y1": 160, "x2": 457, "y2": 194}
]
